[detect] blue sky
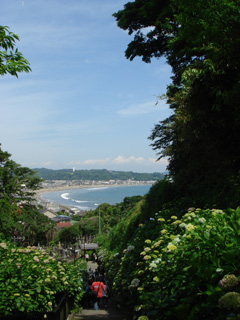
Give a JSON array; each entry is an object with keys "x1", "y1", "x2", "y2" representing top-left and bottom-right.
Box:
[{"x1": 1, "y1": 0, "x2": 172, "y2": 173}]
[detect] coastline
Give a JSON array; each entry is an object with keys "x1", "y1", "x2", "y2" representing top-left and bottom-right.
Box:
[
  {"x1": 35, "y1": 182, "x2": 153, "y2": 196},
  {"x1": 34, "y1": 182, "x2": 154, "y2": 212},
  {"x1": 35, "y1": 184, "x2": 117, "y2": 196}
]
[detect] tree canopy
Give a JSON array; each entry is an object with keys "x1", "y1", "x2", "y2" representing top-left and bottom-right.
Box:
[
  {"x1": 0, "y1": 146, "x2": 54, "y2": 245},
  {"x1": 0, "y1": 26, "x2": 31, "y2": 77},
  {"x1": 0, "y1": 145, "x2": 42, "y2": 204},
  {"x1": 114, "y1": 0, "x2": 240, "y2": 206},
  {"x1": 113, "y1": 0, "x2": 240, "y2": 82}
]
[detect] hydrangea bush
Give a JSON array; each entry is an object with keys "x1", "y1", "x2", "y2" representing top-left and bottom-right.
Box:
[
  {"x1": 0, "y1": 240, "x2": 86, "y2": 318},
  {"x1": 102, "y1": 207, "x2": 240, "y2": 320}
]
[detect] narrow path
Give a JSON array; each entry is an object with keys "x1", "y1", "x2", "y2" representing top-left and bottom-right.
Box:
[{"x1": 71, "y1": 261, "x2": 131, "y2": 320}]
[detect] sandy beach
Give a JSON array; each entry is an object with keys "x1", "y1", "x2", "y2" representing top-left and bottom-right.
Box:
[
  {"x1": 34, "y1": 182, "x2": 153, "y2": 212},
  {"x1": 35, "y1": 182, "x2": 152, "y2": 196}
]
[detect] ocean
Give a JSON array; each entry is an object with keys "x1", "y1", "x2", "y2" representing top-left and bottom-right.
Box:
[{"x1": 41, "y1": 184, "x2": 152, "y2": 211}]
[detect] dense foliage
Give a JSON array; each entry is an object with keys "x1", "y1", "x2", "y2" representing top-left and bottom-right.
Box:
[
  {"x1": 0, "y1": 239, "x2": 86, "y2": 318},
  {"x1": 99, "y1": 184, "x2": 240, "y2": 319},
  {"x1": 104, "y1": 5, "x2": 240, "y2": 317},
  {"x1": 0, "y1": 146, "x2": 87, "y2": 318},
  {"x1": 0, "y1": 199, "x2": 55, "y2": 246},
  {"x1": 0, "y1": 146, "x2": 55, "y2": 245},
  {"x1": 113, "y1": 0, "x2": 240, "y2": 207},
  {"x1": 34, "y1": 168, "x2": 164, "y2": 181},
  {"x1": 0, "y1": 146, "x2": 42, "y2": 204}
]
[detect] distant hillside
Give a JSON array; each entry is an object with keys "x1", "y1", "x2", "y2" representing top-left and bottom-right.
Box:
[{"x1": 33, "y1": 168, "x2": 165, "y2": 181}]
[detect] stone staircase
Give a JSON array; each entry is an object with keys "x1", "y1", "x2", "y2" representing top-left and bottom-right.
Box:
[{"x1": 69, "y1": 261, "x2": 131, "y2": 320}]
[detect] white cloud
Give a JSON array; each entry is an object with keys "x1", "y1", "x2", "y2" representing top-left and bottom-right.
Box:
[
  {"x1": 69, "y1": 156, "x2": 166, "y2": 167},
  {"x1": 68, "y1": 158, "x2": 111, "y2": 166},
  {"x1": 69, "y1": 156, "x2": 168, "y2": 173},
  {"x1": 69, "y1": 156, "x2": 157, "y2": 167},
  {"x1": 83, "y1": 158, "x2": 111, "y2": 165},
  {"x1": 112, "y1": 156, "x2": 145, "y2": 164}
]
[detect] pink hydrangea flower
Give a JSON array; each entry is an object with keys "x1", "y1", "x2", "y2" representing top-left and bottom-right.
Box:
[
  {"x1": 33, "y1": 256, "x2": 39, "y2": 263},
  {"x1": 219, "y1": 274, "x2": 239, "y2": 289}
]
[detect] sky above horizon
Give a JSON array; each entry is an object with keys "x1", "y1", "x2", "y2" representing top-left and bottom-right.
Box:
[{"x1": 1, "y1": 0, "x2": 172, "y2": 173}]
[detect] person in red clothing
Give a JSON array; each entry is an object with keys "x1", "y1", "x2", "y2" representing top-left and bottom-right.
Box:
[{"x1": 90, "y1": 276, "x2": 106, "y2": 310}]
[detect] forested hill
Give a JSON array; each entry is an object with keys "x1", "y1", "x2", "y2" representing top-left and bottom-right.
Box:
[{"x1": 33, "y1": 168, "x2": 165, "y2": 181}]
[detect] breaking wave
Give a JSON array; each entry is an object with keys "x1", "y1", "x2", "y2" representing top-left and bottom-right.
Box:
[
  {"x1": 42, "y1": 185, "x2": 152, "y2": 211},
  {"x1": 61, "y1": 193, "x2": 70, "y2": 200}
]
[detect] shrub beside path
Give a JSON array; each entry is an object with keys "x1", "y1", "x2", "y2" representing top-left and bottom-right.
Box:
[{"x1": 70, "y1": 261, "x2": 131, "y2": 320}]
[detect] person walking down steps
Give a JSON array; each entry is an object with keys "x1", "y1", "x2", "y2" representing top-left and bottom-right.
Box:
[
  {"x1": 91, "y1": 276, "x2": 106, "y2": 310},
  {"x1": 100, "y1": 277, "x2": 109, "y2": 309},
  {"x1": 73, "y1": 259, "x2": 131, "y2": 320}
]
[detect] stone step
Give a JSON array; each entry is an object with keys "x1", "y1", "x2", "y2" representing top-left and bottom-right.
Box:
[{"x1": 72, "y1": 308, "x2": 129, "y2": 320}]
